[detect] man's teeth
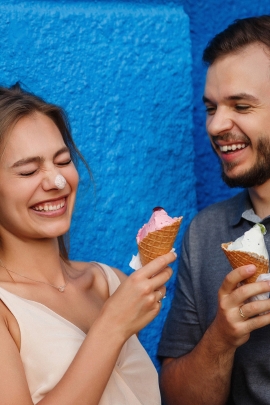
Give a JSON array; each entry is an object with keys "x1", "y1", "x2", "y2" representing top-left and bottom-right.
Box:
[
  {"x1": 33, "y1": 201, "x2": 65, "y2": 211},
  {"x1": 220, "y1": 144, "x2": 246, "y2": 152}
]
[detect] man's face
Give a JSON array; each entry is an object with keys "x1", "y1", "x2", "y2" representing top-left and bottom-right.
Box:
[{"x1": 203, "y1": 43, "x2": 270, "y2": 188}]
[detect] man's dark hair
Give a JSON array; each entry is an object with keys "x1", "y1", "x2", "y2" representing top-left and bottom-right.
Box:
[{"x1": 203, "y1": 15, "x2": 270, "y2": 65}]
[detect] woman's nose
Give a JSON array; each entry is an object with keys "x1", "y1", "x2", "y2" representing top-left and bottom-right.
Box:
[{"x1": 41, "y1": 170, "x2": 66, "y2": 191}]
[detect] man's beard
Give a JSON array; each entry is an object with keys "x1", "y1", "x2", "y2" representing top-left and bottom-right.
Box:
[{"x1": 217, "y1": 137, "x2": 270, "y2": 188}]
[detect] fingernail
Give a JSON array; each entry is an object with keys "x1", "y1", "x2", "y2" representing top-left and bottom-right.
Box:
[
  {"x1": 173, "y1": 252, "x2": 177, "y2": 258},
  {"x1": 246, "y1": 265, "x2": 256, "y2": 273}
]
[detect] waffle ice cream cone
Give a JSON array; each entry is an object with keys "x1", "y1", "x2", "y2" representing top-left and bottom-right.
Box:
[
  {"x1": 138, "y1": 217, "x2": 182, "y2": 266},
  {"x1": 221, "y1": 242, "x2": 269, "y2": 284},
  {"x1": 221, "y1": 224, "x2": 269, "y2": 284}
]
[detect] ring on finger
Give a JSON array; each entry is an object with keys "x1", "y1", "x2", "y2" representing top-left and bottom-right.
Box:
[
  {"x1": 239, "y1": 305, "x2": 246, "y2": 319},
  {"x1": 157, "y1": 290, "x2": 163, "y2": 303},
  {"x1": 157, "y1": 290, "x2": 166, "y2": 303}
]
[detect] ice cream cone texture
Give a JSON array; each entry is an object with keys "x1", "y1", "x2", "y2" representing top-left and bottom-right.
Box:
[
  {"x1": 221, "y1": 224, "x2": 269, "y2": 284},
  {"x1": 137, "y1": 207, "x2": 183, "y2": 266},
  {"x1": 222, "y1": 243, "x2": 268, "y2": 284}
]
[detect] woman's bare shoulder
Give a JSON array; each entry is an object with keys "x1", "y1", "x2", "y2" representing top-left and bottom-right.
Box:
[
  {"x1": 68, "y1": 261, "x2": 128, "y2": 286},
  {"x1": 67, "y1": 260, "x2": 109, "y2": 298}
]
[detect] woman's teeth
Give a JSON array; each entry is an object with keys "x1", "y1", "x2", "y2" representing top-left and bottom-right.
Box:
[
  {"x1": 220, "y1": 143, "x2": 246, "y2": 152},
  {"x1": 33, "y1": 201, "x2": 65, "y2": 211}
]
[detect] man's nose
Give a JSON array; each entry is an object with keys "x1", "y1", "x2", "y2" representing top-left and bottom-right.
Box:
[{"x1": 206, "y1": 107, "x2": 234, "y2": 136}]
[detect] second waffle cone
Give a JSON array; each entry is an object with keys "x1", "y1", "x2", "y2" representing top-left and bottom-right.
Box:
[
  {"x1": 221, "y1": 242, "x2": 269, "y2": 284},
  {"x1": 138, "y1": 217, "x2": 182, "y2": 266}
]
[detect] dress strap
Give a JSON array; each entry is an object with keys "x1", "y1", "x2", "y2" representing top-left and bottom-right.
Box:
[{"x1": 92, "y1": 262, "x2": 121, "y2": 295}]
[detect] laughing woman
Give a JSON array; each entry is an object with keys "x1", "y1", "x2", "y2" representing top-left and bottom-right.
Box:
[{"x1": 0, "y1": 83, "x2": 175, "y2": 405}]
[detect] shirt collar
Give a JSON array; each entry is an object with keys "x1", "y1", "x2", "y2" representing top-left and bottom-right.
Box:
[{"x1": 230, "y1": 189, "x2": 253, "y2": 226}]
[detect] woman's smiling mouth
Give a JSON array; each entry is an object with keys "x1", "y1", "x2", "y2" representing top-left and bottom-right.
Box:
[{"x1": 31, "y1": 198, "x2": 66, "y2": 213}]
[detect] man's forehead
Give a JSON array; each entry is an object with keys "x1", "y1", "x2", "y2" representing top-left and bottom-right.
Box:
[
  {"x1": 204, "y1": 44, "x2": 270, "y2": 101},
  {"x1": 208, "y1": 42, "x2": 270, "y2": 68}
]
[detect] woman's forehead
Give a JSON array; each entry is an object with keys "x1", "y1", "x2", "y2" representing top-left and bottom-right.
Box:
[{"x1": 0, "y1": 113, "x2": 66, "y2": 163}]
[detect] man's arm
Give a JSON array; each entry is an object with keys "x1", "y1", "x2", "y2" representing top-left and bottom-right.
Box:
[
  {"x1": 160, "y1": 325, "x2": 235, "y2": 405},
  {"x1": 160, "y1": 264, "x2": 270, "y2": 405}
]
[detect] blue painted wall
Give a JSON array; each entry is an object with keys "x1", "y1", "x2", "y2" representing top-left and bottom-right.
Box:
[{"x1": 0, "y1": 1, "x2": 196, "y2": 369}]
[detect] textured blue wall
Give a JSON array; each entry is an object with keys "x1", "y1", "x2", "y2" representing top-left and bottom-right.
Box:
[{"x1": 0, "y1": 1, "x2": 196, "y2": 369}]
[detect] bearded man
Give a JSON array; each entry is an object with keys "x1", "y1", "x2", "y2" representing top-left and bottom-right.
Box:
[{"x1": 158, "y1": 16, "x2": 270, "y2": 405}]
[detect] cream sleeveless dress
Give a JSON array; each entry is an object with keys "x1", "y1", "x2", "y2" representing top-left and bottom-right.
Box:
[{"x1": 0, "y1": 263, "x2": 161, "y2": 404}]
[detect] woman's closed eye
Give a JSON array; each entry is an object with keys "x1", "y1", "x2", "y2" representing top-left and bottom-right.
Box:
[
  {"x1": 19, "y1": 170, "x2": 37, "y2": 177},
  {"x1": 56, "y1": 159, "x2": 72, "y2": 167}
]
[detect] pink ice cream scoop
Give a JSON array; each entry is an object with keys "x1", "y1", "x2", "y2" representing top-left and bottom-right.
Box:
[
  {"x1": 137, "y1": 207, "x2": 183, "y2": 266},
  {"x1": 137, "y1": 207, "x2": 180, "y2": 243}
]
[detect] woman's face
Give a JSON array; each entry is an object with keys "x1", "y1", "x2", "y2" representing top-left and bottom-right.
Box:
[{"x1": 0, "y1": 112, "x2": 79, "y2": 242}]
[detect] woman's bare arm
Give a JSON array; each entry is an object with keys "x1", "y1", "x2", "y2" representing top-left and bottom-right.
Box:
[{"x1": 0, "y1": 252, "x2": 175, "y2": 405}]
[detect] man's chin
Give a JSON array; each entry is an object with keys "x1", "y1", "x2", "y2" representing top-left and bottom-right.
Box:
[
  {"x1": 219, "y1": 136, "x2": 270, "y2": 188},
  {"x1": 222, "y1": 172, "x2": 247, "y2": 188},
  {"x1": 222, "y1": 169, "x2": 269, "y2": 188}
]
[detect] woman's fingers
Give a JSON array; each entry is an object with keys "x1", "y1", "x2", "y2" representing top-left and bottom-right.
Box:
[
  {"x1": 103, "y1": 253, "x2": 175, "y2": 337},
  {"x1": 155, "y1": 286, "x2": 166, "y2": 303},
  {"x1": 139, "y1": 252, "x2": 177, "y2": 279},
  {"x1": 130, "y1": 265, "x2": 172, "y2": 294}
]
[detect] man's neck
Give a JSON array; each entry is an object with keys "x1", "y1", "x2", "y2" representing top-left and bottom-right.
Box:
[{"x1": 248, "y1": 181, "x2": 270, "y2": 219}]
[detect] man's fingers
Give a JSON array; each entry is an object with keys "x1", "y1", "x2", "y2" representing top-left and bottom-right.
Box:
[
  {"x1": 220, "y1": 264, "x2": 256, "y2": 295},
  {"x1": 240, "y1": 298, "x2": 270, "y2": 319},
  {"x1": 242, "y1": 311, "x2": 270, "y2": 333}
]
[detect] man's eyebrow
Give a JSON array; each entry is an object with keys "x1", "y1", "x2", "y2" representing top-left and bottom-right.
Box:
[
  {"x1": 11, "y1": 147, "x2": 70, "y2": 168},
  {"x1": 202, "y1": 95, "x2": 211, "y2": 104},
  {"x1": 225, "y1": 93, "x2": 259, "y2": 102},
  {"x1": 202, "y1": 93, "x2": 259, "y2": 104}
]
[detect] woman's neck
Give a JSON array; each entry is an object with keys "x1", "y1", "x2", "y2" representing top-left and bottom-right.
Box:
[{"x1": 0, "y1": 235, "x2": 66, "y2": 283}]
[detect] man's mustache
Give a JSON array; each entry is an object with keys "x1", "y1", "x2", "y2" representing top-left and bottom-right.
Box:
[{"x1": 211, "y1": 132, "x2": 250, "y2": 144}]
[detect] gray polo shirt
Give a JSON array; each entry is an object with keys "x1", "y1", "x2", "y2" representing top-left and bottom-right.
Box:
[{"x1": 158, "y1": 190, "x2": 270, "y2": 405}]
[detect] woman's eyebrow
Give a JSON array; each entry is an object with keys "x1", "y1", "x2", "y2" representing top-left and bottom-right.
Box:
[
  {"x1": 11, "y1": 147, "x2": 70, "y2": 168},
  {"x1": 11, "y1": 156, "x2": 43, "y2": 168},
  {"x1": 53, "y1": 146, "x2": 70, "y2": 159}
]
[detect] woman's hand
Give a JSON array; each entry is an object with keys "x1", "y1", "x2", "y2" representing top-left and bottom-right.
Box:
[{"x1": 99, "y1": 251, "x2": 176, "y2": 341}]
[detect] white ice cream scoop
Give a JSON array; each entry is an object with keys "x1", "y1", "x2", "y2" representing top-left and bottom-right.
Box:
[
  {"x1": 227, "y1": 223, "x2": 268, "y2": 259},
  {"x1": 54, "y1": 174, "x2": 66, "y2": 190}
]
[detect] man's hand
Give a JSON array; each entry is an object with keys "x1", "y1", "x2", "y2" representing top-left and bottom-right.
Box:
[
  {"x1": 160, "y1": 264, "x2": 270, "y2": 405},
  {"x1": 213, "y1": 264, "x2": 270, "y2": 349}
]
